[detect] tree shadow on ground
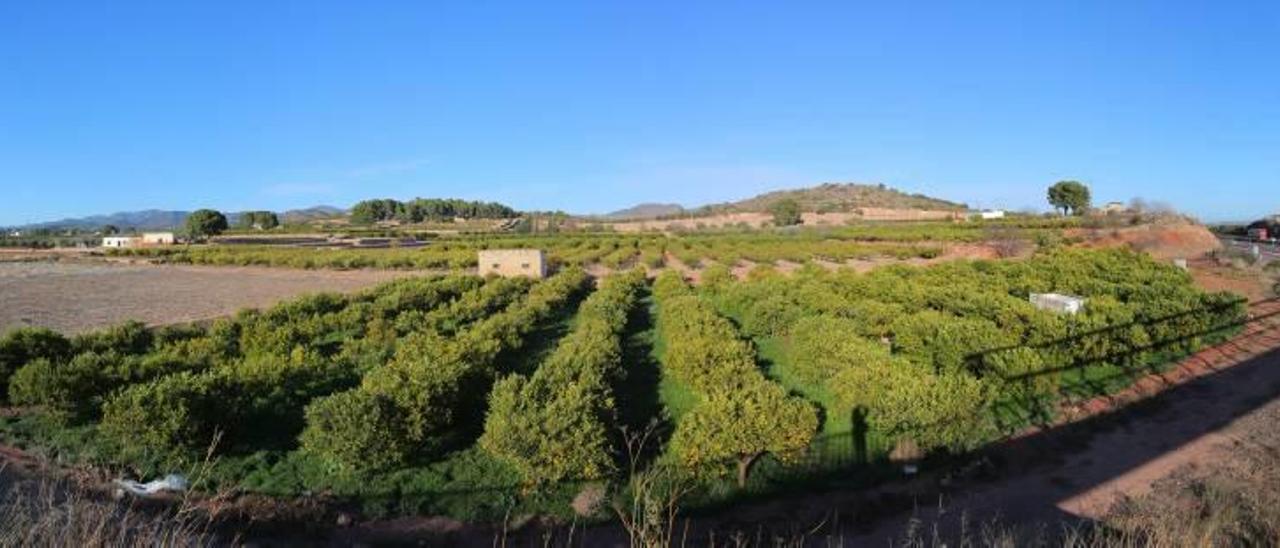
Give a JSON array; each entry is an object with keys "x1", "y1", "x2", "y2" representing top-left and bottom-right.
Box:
[{"x1": 616, "y1": 290, "x2": 662, "y2": 432}]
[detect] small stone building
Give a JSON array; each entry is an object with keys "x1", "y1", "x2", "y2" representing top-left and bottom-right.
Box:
[
  {"x1": 478, "y1": 249, "x2": 546, "y2": 278},
  {"x1": 141, "y1": 232, "x2": 176, "y2": 245}
]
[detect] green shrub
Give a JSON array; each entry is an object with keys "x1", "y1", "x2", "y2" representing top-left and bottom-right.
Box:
[
  {"x1": 0, "y1": 327, "x2": 70, "y2": 403},
  {"x1": 100, "y1": 372, "x2": 223, "y2": 462},
  {"x1": 659, "y1": 295, "x2": 761, "y2": 392},
  {"x1": 789, "y1": 316, "x2": 893, "y2": 387},
  {"x1": 299, "y1": 389, "x2": 414, "y2": 474},
  {"x1": 71, "y1": 320, "x2": 152, "y2": 355},
  {"x1": 741, "y1": 295, "x2": 801, "y2": 338},
  {"x1": 869, "y1": 370, "x2": 993, "y2": 452},
  {"x1": 700, "y1": 264, "x2": 734, "y2": 292},
  {"x1": 652, "y1": 270, "x2": 691, "y2": 300},
  {"x1": 9, "y1": 352, "x2": 115, "y2": 421},
  {"x1": 890, "y1": 311, "x2": 1015, "y2": 373}
]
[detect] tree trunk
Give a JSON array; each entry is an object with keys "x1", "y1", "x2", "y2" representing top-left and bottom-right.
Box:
[{"x1": 737, "y1": 452, "x2": 763, "y2": 488}]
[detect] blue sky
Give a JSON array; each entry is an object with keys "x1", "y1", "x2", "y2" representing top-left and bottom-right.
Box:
[{"x1": 1, "y1": 1, "x2": 1277, "y2": 225}]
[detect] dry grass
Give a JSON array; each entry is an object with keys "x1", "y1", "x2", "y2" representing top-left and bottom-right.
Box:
[
  {"x1": 0, "y1": 434, "x2": 237, "y2": 547},
  {"x1": 0, "y1": 465, "x2": 225, "y2": 547}
]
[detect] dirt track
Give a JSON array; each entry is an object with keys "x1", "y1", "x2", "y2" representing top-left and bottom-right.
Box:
[{"x1": 0, "y1": 261, "x2": 423, "y2": 334}]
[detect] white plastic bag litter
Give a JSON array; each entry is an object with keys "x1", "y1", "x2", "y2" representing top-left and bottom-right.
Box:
[{"x1": 113, "y1": 474, "x2": 189, "y2": 497}]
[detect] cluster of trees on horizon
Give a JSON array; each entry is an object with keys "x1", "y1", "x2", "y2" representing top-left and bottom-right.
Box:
[
  {"x1": 173, "y1": 197, "x2": 517, "y2": 240},
  {"x1": 349, "y1": 198, "x2": 518, "y2": 225}
]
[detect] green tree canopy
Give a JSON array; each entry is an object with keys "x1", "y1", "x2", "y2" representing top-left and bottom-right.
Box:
[
  {"x1": 669, "y1": 387, "x2": 818, "y2": 487},
  {"x1": 185, "y1": 209, "x2": 228, "y2": 239},
  {"x1": 350, "y1": 198, "x2": 517, "y2": 225},
  {"x1": 769, "y1": 198, "x2": 803, "y2": 226},
  {"x1": 350, "y1": 199, "x2": 403, "y2": 224},
  {"x1": 238, "y1": 211, "x2": 279, "y2": 230},
  {"x1": 1047, "y1": 180, "x2": 1091, "y2": 216}
]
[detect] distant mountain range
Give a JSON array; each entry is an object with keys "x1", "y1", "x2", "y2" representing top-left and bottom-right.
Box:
[
  {"x1": 17, "y1": 210, "x2": 191, "y2": 231},
  {"x1": 13, "y1": 206, "x2": 346, "y2": 231},
  {"x1": 602, "y1": 203, "x2": 686, "y2": 220},
  {"x1": 280, "y1": 205, "x2": 346, "y2": 224},
  {"x1": 11, "y1": 182, "x2": 967, "y2": 229}
]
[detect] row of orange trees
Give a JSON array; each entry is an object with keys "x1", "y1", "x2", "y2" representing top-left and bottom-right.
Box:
[
  {"x1": 0, "y1": 274, "x2": 483, "y2": 429},
  {"x1": 652, "y1": 271, "x2": 818, "y2": 487},
  {"x1": 0, "y1": 271, "x2": 593, "y2": 478},
  {"x1": 480, "y1": 269, "x2": 647, "y2": 484},
  {"x1": 300, "y1": 268, "x2": 589, "y2": 472},
  {"x1": 698, "y1": 248, "x2": 1246, "y2": 460}
]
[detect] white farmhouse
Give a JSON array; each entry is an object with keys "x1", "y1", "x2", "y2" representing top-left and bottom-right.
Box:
[
  {"x1": 979, "y1": 210, "x2": 1006, "y2": 220},
  {"x1": 102, "y1": 236, "x2": 141, "y2": 248}
]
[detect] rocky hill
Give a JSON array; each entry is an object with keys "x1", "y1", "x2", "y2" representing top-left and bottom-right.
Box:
[
  {"x1": 599, "y1": 183, "x2": 965, "y2": 221},
  {"x1": 708, "y1": 183, "x2": 966, "y2": 214}
]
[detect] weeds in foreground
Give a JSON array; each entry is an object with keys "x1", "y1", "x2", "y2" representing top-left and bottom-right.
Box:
[
  {"x1": 0, "y1": 464, "x2": 221, "y2": 547},
  {"x1": 613, "y1": 422, "x2": 695, "y2": 548},
  {"x1": 0, "y1": 433, "x2": 233, "y2": 547}
]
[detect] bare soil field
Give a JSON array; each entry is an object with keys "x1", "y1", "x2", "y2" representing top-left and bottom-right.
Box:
[
  {"x1": 0, "y1": 261, "x2": 424, "y2": 334},
  {"x1": 1189, "y1": 257, "x2": 1276, "y2": 301}
]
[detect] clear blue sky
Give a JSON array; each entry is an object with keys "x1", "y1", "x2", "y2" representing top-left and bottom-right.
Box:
[{"x1": 2, "y1": 1, "x2": 1277, "y2": 225}]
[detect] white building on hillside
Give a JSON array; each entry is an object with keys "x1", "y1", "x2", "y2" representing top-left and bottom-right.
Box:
[
  {"x1": 1101, "y1": 202, "x2": 1127, "y2": 214},
  {"x1": 978, "y1": 210, "x2": 1006, "y2": 220}
]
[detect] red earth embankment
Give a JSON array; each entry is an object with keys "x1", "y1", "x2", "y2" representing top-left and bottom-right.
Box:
[{"x1": 1070, "y1": 222, "x2": 1221, "y2": 260}]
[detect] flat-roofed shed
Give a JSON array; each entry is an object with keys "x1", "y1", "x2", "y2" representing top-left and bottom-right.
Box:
[{"x1": 478, "y1": 249, "x2": 546, "y2": 278}]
